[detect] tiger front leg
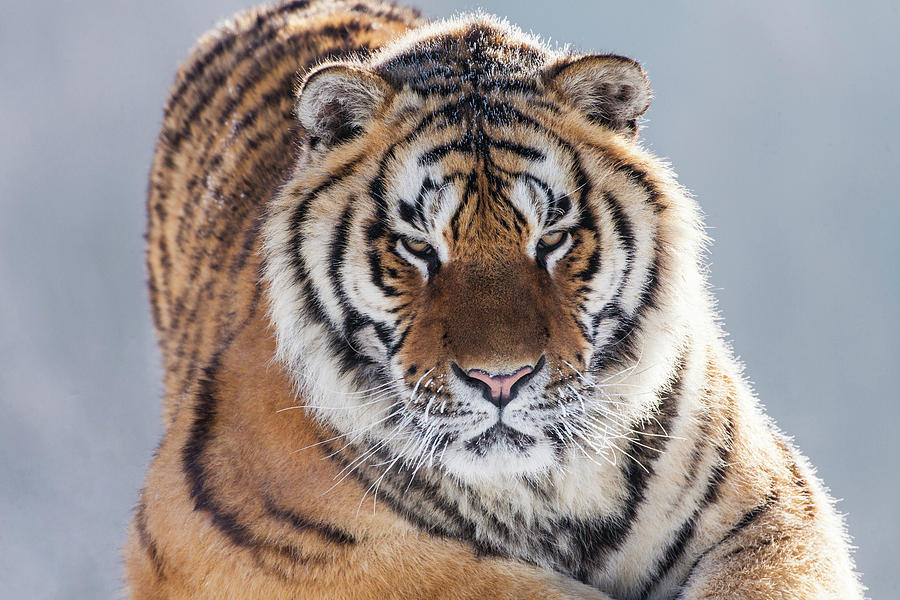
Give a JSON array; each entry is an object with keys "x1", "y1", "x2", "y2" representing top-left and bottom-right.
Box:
[
  {"x1": 282, "y1": 532, "x2": 616, "y2": 600},
  {"x1": 673, "y1": 499, "x2": 863, "y2": 600}
]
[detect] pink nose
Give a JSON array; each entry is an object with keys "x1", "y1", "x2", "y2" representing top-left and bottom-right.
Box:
[{"x1": 466, "y1": 365, "x2": 534, "y2": 405}]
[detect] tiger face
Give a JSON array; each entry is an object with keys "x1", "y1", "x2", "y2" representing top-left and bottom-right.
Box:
[{"x1": 264, "y1": 19, "x2": 682, "y2": 482}]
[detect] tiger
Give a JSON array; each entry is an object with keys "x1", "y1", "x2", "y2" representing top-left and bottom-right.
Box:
[{"x1": 126, "y1": 0, "x2": 865, "y2": 598}]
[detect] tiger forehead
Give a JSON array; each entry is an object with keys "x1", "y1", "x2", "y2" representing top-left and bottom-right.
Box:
[
  {"x1": 384, "y1": 122, "x2": 577, "y2": 258},
  {"x1": 373, "y1": 21, "x2": 548, "y2": 94},
  {"x1": 443, "y1": 170, "x2": 535, "y2": 254}
]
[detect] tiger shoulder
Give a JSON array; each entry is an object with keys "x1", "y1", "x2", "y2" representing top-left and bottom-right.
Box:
[{"x1": 127, "y1": 1, "x2": 864, "y2": 598}]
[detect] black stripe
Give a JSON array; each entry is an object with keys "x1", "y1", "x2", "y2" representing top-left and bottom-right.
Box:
[
  {"x1": 328, "y1": 201, "x2": 356, "y2": 311},
  {"x1": 134, "y1": 499, "x2": 166, "y2": 580},
  {"x1": 777, "y1": 440, "x2": 817, "y2": 517},
  {"x1": 397, "y1": 176, "x2": 437, "y2": 229},
  {"x1": 170, "y1": 280, "x2": 214, "y2": 399},
  {"x1": 487, "y1": 139, "x2": 545, "y2": 162},
  {"x1": 287, "y1": 178, "x2": 355, "y2": 340},
  {"x1": 418, "y1": 139, "x2": 471, "y2": 165},
  {"x1": 603, "y1": 191, "x2": 636, "y2": 294},
  {"x1": 146, "y1": 270, "x2": 163, "y2": 332},
  {"x1": 229, "y1": 216, "x2": 262, "y2": 277},
  {"x1": 407, "y1": 93, "x2": 553, "y2": 145},
  {"x1": 397, "y1": 201, "x2": 418, "y2": 228},
  {"x1": 730, "y1": 493, "x2": 778, "y2": 537},
  {"x1": 366, "y1": 227, "x2": 402, "y2": 297},
  {"x1": 414, "y1": 177, "x2": 437, "y2": 225},
  {"x1": 576, "y1": 246, "x2": 602, "y2": 282},
  {"x1": 182, "y1": 352, "x2": 259, "y2": 549},
  {"x1": 320, "y1": 439, "x2": 475, "y2": 540},
  {"x1": 560, "y1": 352, "x2": 687, "y2": 584},
  {"x1": 366, "y1": 160, "x2": 420, "y2": 296},
  {"x1": 673, "y1": 491, "x2": 778, "y2": 599},
  {"x1": 263, "y1": 496, "x2": 356, "y2": 545},
  {"x1": 389, "y1": 320, "x2": 413, "y2": 357},
  {"x1": 590, "y1": 260, "x2": 658, "y2": 373},
  {"x1": 666, "y1": 410, "x2": 716, "y2": 518},
  {"x1": 637, "y1": 412, "x2": 736, "y2": 599},
  {"x1": 572, "y1": 162, "x2": 595, "y2": 231},
  {"x1": 327, "y1": 204, "x2": 390, "y2": 349}
]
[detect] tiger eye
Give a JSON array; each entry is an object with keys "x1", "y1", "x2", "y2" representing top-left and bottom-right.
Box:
[
  {"x1": 402, "y1": 237, "x2": 432, "y2": 255},
  {"x1": 539, "y1": 231, "x2": 566, "y2": 248}
]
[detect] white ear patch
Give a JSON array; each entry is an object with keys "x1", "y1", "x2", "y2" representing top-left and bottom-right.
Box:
[
  {"x1": 544, "y1": 54, "x2": 651, "y2": 133},
  {"x1": 296, "y1": 64, "x2": 392, "y2": 145}
]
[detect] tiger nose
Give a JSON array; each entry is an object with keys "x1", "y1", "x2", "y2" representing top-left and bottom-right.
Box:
[{"x1": 453, "y1": 357, "x2": 544, "y2": 409}]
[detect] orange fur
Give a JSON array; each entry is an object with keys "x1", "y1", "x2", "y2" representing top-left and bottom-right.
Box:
[{"x1": 128, "y1": 1, "x2": 863, "y2": 598}]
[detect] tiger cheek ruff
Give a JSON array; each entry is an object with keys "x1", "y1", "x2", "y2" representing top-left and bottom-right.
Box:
[{"x1": 127, "y1": 1, "x2": 864, "y2": 599}]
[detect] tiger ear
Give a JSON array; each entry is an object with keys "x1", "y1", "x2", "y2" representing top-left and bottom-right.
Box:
[
  {"x1": 297, "y1": 64, "x2": 392, "y2": 146},
  {"x1": 543, "y1": 54, "x2": 651, "y2": 136}
]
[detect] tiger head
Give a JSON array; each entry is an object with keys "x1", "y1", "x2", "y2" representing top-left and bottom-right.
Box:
[{"x1": 263, "y1": 16, "x2": 703, "y2": 482}]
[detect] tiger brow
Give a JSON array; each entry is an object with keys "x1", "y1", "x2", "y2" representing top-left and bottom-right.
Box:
[
  {"x1": 397, "y1": 177, "x2": 457, "y2": 230},
  {"x1": 519, "y1": 173, "x2": 573, "y2": 227},
  {"x1": 398, "y1": 177, "x2": 436, "y2": 228}
]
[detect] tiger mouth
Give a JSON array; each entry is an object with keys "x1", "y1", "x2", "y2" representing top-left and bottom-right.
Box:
[{"x1": 463, "y1": 423, "x2": 536, "y2": 456}]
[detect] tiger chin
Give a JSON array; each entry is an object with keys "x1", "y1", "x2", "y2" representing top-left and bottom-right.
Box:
[{"x1": 127, "y1": 1, "x2": 864, "y2": 598}]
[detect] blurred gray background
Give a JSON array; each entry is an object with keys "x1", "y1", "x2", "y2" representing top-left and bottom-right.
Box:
[{"x1": 1, "y1": 0, "x2": 897, "y2": 597}]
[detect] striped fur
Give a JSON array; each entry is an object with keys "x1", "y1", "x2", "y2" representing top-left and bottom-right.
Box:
[{"x1": 127, "y1": 2, "x2": 864, "y2": 598}]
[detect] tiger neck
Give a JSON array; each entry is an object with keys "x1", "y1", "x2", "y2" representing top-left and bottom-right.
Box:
[{"x1": 322, "y1": 329, "x2": 717, "y2": 560}]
